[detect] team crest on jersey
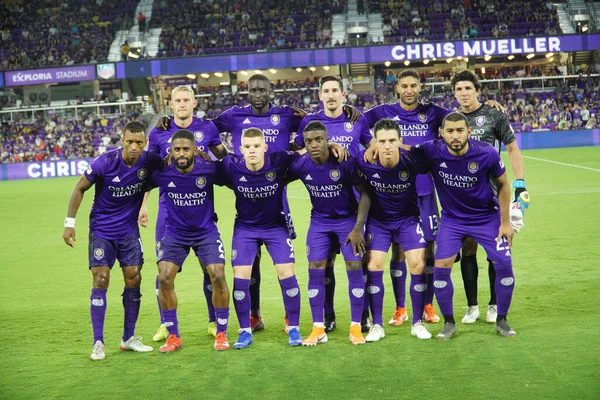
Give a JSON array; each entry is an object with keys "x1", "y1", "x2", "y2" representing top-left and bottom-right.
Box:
[
  {"x1": 94, "y1": 249, "x2": 104, "y2": 260},
  {"x1": 344, "y1": 122, "x2": 353, "y2": 132},
  {"x1": 265, "y1": 171, "x2": 276, "y2": 182},
  {"x1": 476, "y1": 116, "x2": 486, "y2": 127},
  {"x1": 468, "y1": 162, "x2": 479, "y2": 173},
  {"x1": 194, "y1": 131, "x2": 204, "y2": 142},
  {"x1": 399, "y1": 170, "x2": 409, "y2": 181},
  {"x1": 156, "y1": 241, "x2": 161, "y2": 250},
  {"x1": 196, "y1": 177, "x2": 206, "y2": 188},
  {"x1": 330, "y1": 169, "x2": 340, "y2": 181},
  {"x1": 232, "y1": 249, "x2": 237, "y2": 261},
  {"x1": 366, "y1": 233, "x2": 373, "y2": 244},
  {"x1": 418, "y1": 113, "x2": 427, "y2": 122},
  {"x1": 271, "y1": 114, "x2": 280, "y2": 126},
  {"x1": 137, "y1": 169, "x2": 147, "y2": 180}
]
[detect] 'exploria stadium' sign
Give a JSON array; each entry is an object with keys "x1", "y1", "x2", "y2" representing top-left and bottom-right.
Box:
[{"x1": 4, "y1": 65, "x2": 96, "y2": 87}]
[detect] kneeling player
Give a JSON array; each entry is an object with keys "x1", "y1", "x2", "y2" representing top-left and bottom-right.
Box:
[{"x1": 150, "y1": 130, "x2": 231, "y2": 352}]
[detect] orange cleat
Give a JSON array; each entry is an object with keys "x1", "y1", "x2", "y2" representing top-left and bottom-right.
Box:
[
  {"x1": 250, "y1": 316, "x2": 264, "y2": 332},
  {"x1": 388, "y1": 307, "x2": 408, "y2": 326},
  {"x1": 422, "y1": 304, "x2": 440, "y2": 323},
  {"x1": 349, "y1": 324, "x2": 366, "y2": 345},
  {"x1": 213, "y1": 332, "x2": 230, "y2": 351},
  {"x1": 302, "y1": 326, "x2": 328, "y2": 346},
  {"x1": 284, "y1": 317, "x2": 290, "y2": 334},
  {"x1": 159, "y1": 334, "x2": 182, "y2": 353}
]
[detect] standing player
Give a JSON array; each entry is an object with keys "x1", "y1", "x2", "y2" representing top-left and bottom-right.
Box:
[
  {"x1": 141, "y1": 86, "x2": 227, "y2": 342},
  {"x1": 412, "y1": 112, "x2": 517, "y2": 339},
  {"x1": 294, "y1": 75, "x2": 374, "y2": 333},
  {"x1": 63, "y1": 121, "x2": 162, "y2": 360},
  {"x1": 218, "y1": 128, "x2": 302, "y2": 349},
  {"x1": 451, "y1": 70, "x2": 528, "y2": 324},
  {"x1": 358, "y1": 119, "x2": 432, "y2": 341},
  {"x1": 149, "y1": 129, "x2": 231, "y2": 352},
  {"x1": 288, "y1": 121, "x2": 372, "y2": 346},
  {"x1": 363, "y1": 69, "x2": 448, "y2": 326}
]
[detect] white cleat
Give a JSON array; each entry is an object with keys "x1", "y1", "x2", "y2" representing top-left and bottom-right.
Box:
[
  {"x1": 486, "y1": 304, "x2": 498, "y2": 323},
  {"x1": 461, "y1": 305, "x2": 480, "y2": 324},
  {"x1": 365, "y1": 324, "x2": 386, "y2": 342},
  {"x1": 90, "y1": 340, "x2": 105, "y2": 361},
  {"x1": 411, "y1": 321, "x2": 432, "y2": 340},
  {"x1": 120, "y1": 336, "x2": 154, "y2": 352}
]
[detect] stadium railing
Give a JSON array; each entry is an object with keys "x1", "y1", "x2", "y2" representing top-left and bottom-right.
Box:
[{"x1": 0, "y1": 101, "x2": 145, "y2": 123}]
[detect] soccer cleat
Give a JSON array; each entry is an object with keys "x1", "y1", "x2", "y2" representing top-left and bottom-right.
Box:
[
  {"x1": 461, "y1": 305, "x2": 480, "y2": 324},
  {"x1": 153, "y1": 324, "x2": 169, "y2": 342},
  {"x1": 422, "y1": 304, "x2": 440, "y2": 323},
  {"x1": 495, "y1": 320, "x2": 517, "y2": 337},
  {"x1": 213, "y1": 332, "x2": 230, "y2": 351},
  {"x1": 284, "y1": 317, "x2": 289, "y2": 334},
  {"x1": 349, "y1": 324, "x2": 366, "y2": 345},
  {"x1": 411, "y1": 322, "x2": 432, "y2": 340},
  {"x1": 233, "y1": 331, "x2": 253, "y2": 349},
  {"x1": 361, "y1": 311, "x2": 371, "y2": 333},
  {"x1": 436, "y1": 322, "x2": 456, "y2": 340},
  {"x1": 302, "y1": 326, "x2": 328, "y2": 346},
  {"x1": 90, "y1": 340, "x2": 105, "y2": 361},
  {"x1": 288, "y1": 327, "x2": 303, "y2": 346},
  {"x1": 159, "y1": 334, "x2": 182, "y2": 353},
  {"x1": 120, "y1": 336, "x2": 153, "y2": 352},
  {"x1": 365, "y1": 324, "x2": 385, "y2": 342},
  {"x1": 250, "y1": 316, "x2": 264, "y2": 332},
  {"x1": 486, "y1": 305, "x2": 498, "y2": 323},
  {"x1": 207, "y1": 321, "x2": 217, "y2": 337},
  {"x1": 388, "y1": 307, "x2": 408, "y2": 326},
  {"x1": 324, "y1": 312, "x2": 336, "y2": 333}
]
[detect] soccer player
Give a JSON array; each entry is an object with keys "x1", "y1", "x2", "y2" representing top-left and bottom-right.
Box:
[
  {"x1": 141, "y1": 85, "x2": 227, "y2": 342},
  {"x1": 62, "y1": 121, "x2": 162, "y2": 360},
  {"x1": 293, "y1": 75, "x2": 374, "y2": 333},
  {"x1": 358, "y1": 118, "x2": 432, "y2": 341},
  {"x1": 149, "y1": 129, "x2": 231, "y2": 352},
  {"x1": 218, "y1": 128, "x2": 302, "y2": 349},
  {"x1": 412, "y1": 112, "x2": 517, "y2": 339},
  {"x1": 451, "y1": 70, "x2": 528, "y2": 324},
  {"x1": 288, "y1": 121, "x2": 372, "y2": 346}
]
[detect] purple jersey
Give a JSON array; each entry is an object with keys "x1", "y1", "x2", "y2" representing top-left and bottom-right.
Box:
[
  {"x1": 148, "y1": 116, "x2": 222, "y2": 157},
  {"x1": 288, "y1": 154, "x2": 364, "y2": 219},
  {"x1": 364, "y1": 102, "x2": 451, "y2": 196},
  {"x1": 213, "y1": 104, "x2": 301, "y2": 153},
  {"x1": 84, "y1": 149, "x2": 162, "y2": 240},
  {"x1": 414, "y1": 139, "x2": 506, "y2": 222},
  {"x1": 294, "y1": 111, "x2": 373, "y2": 157},
  {"x1": 219, "y1": 152, "x2": 298, "y2": 228},
  {"x1": 357, "y1": 149, "x2": 428, "y2": 222},
  {"x1": 150, "y1": 156, "x2": 222, "y2": 241}
]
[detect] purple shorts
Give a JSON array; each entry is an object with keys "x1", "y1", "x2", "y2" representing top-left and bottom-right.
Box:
[
  {"x1": 417, "y1": 191, "x2": 439, "y2": 242},
  {"x1": 88, "y1": 230, "x2": 144, "y2": 269},
  {"x1": 232, "y1": 224, "x2": 294, "y2": 266},
  {"x1": 307, "y1": 216, "x2": 362, "y2": 262},
  {"x1": 435, "y1": 216, "x2": 512, "y2": 263},
  {"x1": 157, "y1": 230, "x2": 225, "y2": 270},
  {"x1": 366, "y1": 216, "x2": 426, "y2": 253}
]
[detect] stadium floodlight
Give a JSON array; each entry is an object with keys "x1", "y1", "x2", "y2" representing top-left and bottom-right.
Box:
[
  {"x1": 296, "y1": 67, "x2": 303, "y2": 72},
  {"x1": 423, "y1": 59, "x2": 430, "y2": 65},
  {"x1": 254, "y1": 70, "x2": 262, "y2": 74},
  {"x1": 464, "y1": 57, "x2": 469, "y2": 63},
  {"x1": 507, "y1": 55, "x2": 515, "y2": 60},
  {"x1": 404, "y1": 60, "x2": 410, "y2": 66},
  {"x1": 384, "y1": 61, "x2": 391, "y2": 67},
  {"x1": 481, "y1": 67, "x2": 486, "y2": 74},
  {"x1": 239, "y1": 70, "x2": 248, "y2": 76},
  {"x1": 200, "y1": 73, "x2": 210, "y2": 79},
  {"x1": 323, "y1": 66, "x2": 330, "y2": 70},
  {"x1": 582, "y1": 25, "x2": 588, "y2": 32},
  {"x1": 548, "y1": 57, "x2": 554, "y2": 62},
  {"x1": 545, "y1": 52, "x2": 554, "y2": 58},
  {"x1": 309, "y1": 67, "x2": 316, "y2": 71},
  {"x1": 526, "y1": 53, "x2": 535, "y2": 59},
  {"x1": 484, "y1": 55, "x2": 492, "y2": 61},
  {"x1": 446, "y1": 58, "x2": 453, "y2": 63},
  {"x1": 457, "y1": 56, "x2": 463, "y2": 60},
  {"x1": 214, "y1": 72, "x2": 223, "y2": 77},
  {"x1": 432, "y1": 58, "x2": 437, "y2": 61},
  {"x1": 186, "y1": 74, "x2": 196, "y2": 79},
  {"x1": 219, "y1": 82, "x2": 230, "y2": 86},
  {"x1": 269, "y1": 69, "x2": 277, "y2": 74}
]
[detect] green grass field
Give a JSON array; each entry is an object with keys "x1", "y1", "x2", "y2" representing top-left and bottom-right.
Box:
[{"x1": 1, "y1": 147, "x2": 599, "y2": 399}]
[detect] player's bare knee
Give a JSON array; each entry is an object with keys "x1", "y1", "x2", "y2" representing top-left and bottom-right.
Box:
[
  {"x1": 91, "y1": 268, "x2": 110, "y2": 290},
  {"x1": 208, "y1": 265, "x2": 226, "y2": 288},
  {"x1": 122, "y1": 266, "x2": 142, "y2": 287}
]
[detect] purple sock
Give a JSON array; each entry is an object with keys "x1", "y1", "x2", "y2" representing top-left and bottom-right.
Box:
[
  {"x1": 203, "y1": 272, "x2": 216, "y2": 323},
  {"x1": 390, "y1": 261, "x2": 407, "y2": 308},
  {"x1": 494, "y1": 263, "x2": 515, "y2": 316},
  {"x1": 279, "y1": 275, "x2": 301, "y2": 327},
  {"x1": 424, "y1": 261, "x2": 435, "y2": 305},
  {"x1": 362, "y1": 264, "x2": 370, "y2": 313},
  {"x1": 162, "y1": 309, "x2": 180, "y2": 337},
  {"x1": 233, "y1": 277, "x2": 251, "y2": 330},
  {"x1": 122, "y1": 287, "x2": 141, "y2": 341},
  {"x1": 155, "y1": 275, "x2": 164, "y2": 324},
  {"x1": 324, "y1": 265, "x2": 336, "y2": 314},
  {"x1": 347, "y1": 269, "x2": 366, "y2": 324},
  {"x1": 410, "y1": 274, "x2": 427, "y2": 325},
  {"x1": 433, "y1": 267, "x2": 454, "y2": 319},
  {"x1": 90, "y1": 288, "x2": 107, "y2": 344},
  {"x1": 214, "y1": 307, "x2": 229, "y2": 334},
  {"x1": 308, "y1": 268, "x2": 326, "y2": 323},
  {"x1": 367, "y1": 270, "x2": 384, "y2": 326}
]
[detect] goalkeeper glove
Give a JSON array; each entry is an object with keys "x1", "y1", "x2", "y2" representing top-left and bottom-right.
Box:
[{"x1": 512, "y1": 179, "x2": 530, "y2": 215}]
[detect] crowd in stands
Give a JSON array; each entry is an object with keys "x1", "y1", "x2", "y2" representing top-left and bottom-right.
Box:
[{"x1": 0, "y1": 0, "x2": 136, "y2": 71}]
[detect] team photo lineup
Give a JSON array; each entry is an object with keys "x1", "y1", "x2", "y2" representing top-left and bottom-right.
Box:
[{"x1": 61, "y1": 69, "x2": 531, "y2": 359}]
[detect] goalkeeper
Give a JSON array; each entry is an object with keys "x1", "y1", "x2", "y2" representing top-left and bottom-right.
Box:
[{"x1": 450, "y1": 70, "x2": 530, "y2": 324}]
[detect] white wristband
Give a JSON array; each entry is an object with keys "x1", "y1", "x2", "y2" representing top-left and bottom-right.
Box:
[{"x1": 64, "y1": 217, "x2": 76, "y2": 228}]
